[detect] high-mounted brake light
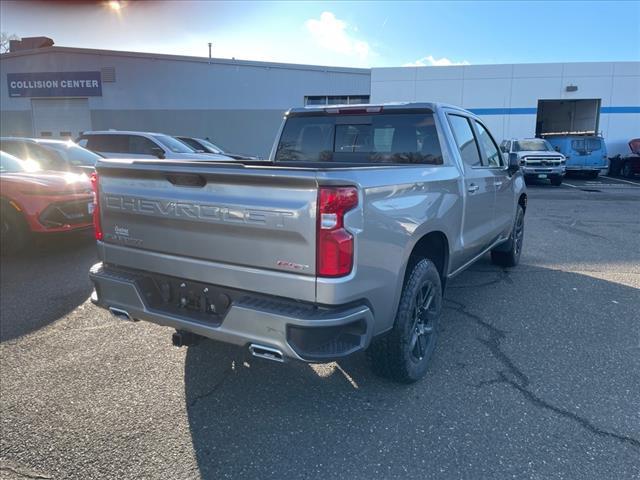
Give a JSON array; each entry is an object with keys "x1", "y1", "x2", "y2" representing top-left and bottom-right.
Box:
[
  {"x1": 90, "y1": 171, "x2": 103, "y2": 241},
  {"x1": 326, "y1": 106, "x2": 383, "y2": 115},
  {"x1": 317, "y1": 186, "x2": 358, "y2": 277}
]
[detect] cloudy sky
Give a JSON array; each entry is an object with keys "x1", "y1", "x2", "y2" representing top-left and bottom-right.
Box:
[{"x1": 1, "y1": 1, "x2": 638, "y2": 67}]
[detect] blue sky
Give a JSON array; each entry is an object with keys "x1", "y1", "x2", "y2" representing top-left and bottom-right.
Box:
[{"x1": 1, "y1": 1, "x2": 639, "y2": 67}]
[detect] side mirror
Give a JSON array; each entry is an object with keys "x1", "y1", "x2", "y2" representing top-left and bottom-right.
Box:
[
  {"x1": 150, "y1": 147, "x2": 165, "y2": 159},
  {"x1": 507, "y1": 153, "x2": 520, "y2": 174}
]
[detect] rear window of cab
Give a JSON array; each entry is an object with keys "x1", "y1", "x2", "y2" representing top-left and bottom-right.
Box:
[{"x1": 275, "y1": 112, "x2": 443, "y2": 165}]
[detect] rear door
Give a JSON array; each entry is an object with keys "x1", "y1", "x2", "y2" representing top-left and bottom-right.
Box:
[
  {"x1": 473, "y1": 120, "x2": 513, "y2": 237},
  {"x1": 584, "y1": 137, "x2": 607, "y2": 169},
  {"x1": 446, "y1": 113, "x2": 497, "y2": 263},
  {"x1": 569, "y1": 138, "x2": 587, "y2": 168}
]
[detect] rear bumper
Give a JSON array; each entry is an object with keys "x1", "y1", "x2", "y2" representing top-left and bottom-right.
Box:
[{"x1": 89, "y1": 263, "x2": 374, "y2": 362}]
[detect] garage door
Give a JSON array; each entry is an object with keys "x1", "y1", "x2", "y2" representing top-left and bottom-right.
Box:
[
  {"x1": 536, "y1": 99, "x2": 601, "y2": 137},
  {"x1": 31, "y1": 98, "x2": 92, "y2": 139}
]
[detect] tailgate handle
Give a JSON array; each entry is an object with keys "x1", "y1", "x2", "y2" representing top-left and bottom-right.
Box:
[{"x1": 166, "y1": 174, "x2": 206, "y2": 187}]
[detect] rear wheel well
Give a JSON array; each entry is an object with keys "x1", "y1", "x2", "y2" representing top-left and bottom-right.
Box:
[{"x1": 405, "y1": 231, "x2": 449, "y2": 288}]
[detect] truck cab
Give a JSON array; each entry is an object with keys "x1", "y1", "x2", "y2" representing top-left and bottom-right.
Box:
[{"x1": 545, "y1": 135, "x2": 608, "y2": 178}]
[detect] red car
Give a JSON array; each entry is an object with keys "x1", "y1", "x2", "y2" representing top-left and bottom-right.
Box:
[
  {"x1": 1, "y1": 151, "x2": 93, "y2": 255},
  {"x1": 608, "y1": 139, "x2": 640, "y2": 178}
]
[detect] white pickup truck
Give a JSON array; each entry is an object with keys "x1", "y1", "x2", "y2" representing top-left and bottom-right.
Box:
[{"x1": 89, "y1": 102, "x2": 527, "y2": 383}]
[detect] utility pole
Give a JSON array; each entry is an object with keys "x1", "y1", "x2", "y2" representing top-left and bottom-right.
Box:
[{"x1": 208, "y1": 43, "x2": 212, "y2": 64}]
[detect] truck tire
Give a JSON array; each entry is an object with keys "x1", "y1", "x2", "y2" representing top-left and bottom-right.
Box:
[
  {"x1": 366, "y1": 258, "x2": 442, "y2": 383},
  {"x1": 0, "y1": 206, "x2": 28, "y2": 256},
  {"x1": 550, "y1": 175, "x2": 563, "y2": 186},
  {"x1": 491, "y1": 204, "x2": 524, "y2": 267}
]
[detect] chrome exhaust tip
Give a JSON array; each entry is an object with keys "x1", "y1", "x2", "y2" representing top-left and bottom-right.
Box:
[
  {"x1": 108, "y1": 307, "x2": 134, "y2": 321},
  {"x1": 249, "y1": 344, "x2": 284, "y2": 363}
]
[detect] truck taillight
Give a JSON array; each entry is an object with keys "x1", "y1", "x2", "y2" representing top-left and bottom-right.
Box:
[
  {"x1": 90, "y1": 172, "x2": 103, "y2": 241},
  {"x1": 317, "y1": 186, "x2": 358, "y2": 277}
]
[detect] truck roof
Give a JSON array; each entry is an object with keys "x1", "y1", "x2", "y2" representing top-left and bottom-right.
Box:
[{"x1": 287, "y1": 102, "x2": 470, "y2": 115}]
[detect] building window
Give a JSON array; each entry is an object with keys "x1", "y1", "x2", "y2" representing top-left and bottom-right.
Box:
[
  {"x1": 328, "y1": 95, "x2": 348, "y2": 105},
  {"x1": 304, "y1": 95, "x2": 370, "y2": 106},
  {"x1": 305, "y1": 96, "x2": 328, "y2": 106}
]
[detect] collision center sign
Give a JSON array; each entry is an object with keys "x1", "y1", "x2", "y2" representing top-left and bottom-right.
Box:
[{"x1": 7, "y1": 71, "x2": 102, "y2": 97}]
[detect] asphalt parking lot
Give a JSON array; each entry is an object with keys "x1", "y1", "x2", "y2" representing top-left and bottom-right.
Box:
[{"x1": 1, "y1": 174, "x2": 639, "y2": 480}]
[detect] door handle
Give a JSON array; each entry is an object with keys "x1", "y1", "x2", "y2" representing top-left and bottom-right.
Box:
[{"x1": 468, "y1": 184, "x2": 479, "y2": 193}]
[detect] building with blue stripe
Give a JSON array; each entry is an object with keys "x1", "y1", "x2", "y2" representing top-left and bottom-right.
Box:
[
  {"x1": 1, "y1": 42, "x2": 638, "y2": 157},
  {"x1": 371, "y1": 62, "x2": 639, "y2": 156}
]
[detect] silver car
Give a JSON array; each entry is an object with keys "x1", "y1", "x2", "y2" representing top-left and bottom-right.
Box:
[{"x1": 76, "y1": 130, "x2": 233, "y2": 161}]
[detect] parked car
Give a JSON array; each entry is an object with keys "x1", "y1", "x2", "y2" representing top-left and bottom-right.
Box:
[
  {"x1": 0, "y1": 151, "x2": 93, "y2": 255},
  {"x1": 608, "y1": 138, "x2": 640, "y2": 178},
  {"x1": 500, "y1": 138, "x2": 566, "y2": 186},
  {"x1": 545, "y1": 135, "x2": 608, "y2": 178},
  {"x1": 88, "y1": 102, "x2": 527, "y2": 383},
  {"x1": 175, "y1": 136, "x2": 259, "y2": 160},
  {"x1": 76, "y1": 131, "x2": 233, "y2": 161},
  {"x1": 0, "y1": 137, "x2": 100, "y2": 174}
]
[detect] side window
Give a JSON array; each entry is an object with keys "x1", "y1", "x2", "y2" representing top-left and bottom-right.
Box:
[
  {"x1": 474, "y1": 121, "x2": 503, "y2": 167},
  {"x1": 571, "y1": 139, "x2": 585, "y2": 152},
  {"x1": 27, "y1": 144, "x2": 65, "y2": 170},
  {"x1": 76, "y1": 138, "x2": 88, "y2": 148},
  {"x1": 129, "y1": 135, "x2": 159, "y2": 155},
  {"x1": 586, "y1": 138, "x2": 602, "y2": 151},
  {"x1": 447, "y1": 114, "x2": 482, "y2": 167},
  {"x1": 87, "y1": 134, "x2": 128, "y2": 153},
  {"x1": 180, "y1": 137, "x2": 201, "y2": 150}
]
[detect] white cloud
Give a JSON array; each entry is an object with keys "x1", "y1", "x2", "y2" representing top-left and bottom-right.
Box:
[
  {"x1": 305, "y1": 12, "x2": 371, "y2": 60},
  {"x1": 403, "y1": 55, "x2": 470, "y2": 67}
]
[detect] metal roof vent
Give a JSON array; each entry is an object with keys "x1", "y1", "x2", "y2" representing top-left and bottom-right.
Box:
[{"x1": 101, "y1": 67, "x2": 116, "y2": 83}]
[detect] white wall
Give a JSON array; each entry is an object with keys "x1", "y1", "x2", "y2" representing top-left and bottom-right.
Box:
[
  {"x1": 0, "y1": 48, "x2": 371, "y2": 112},
  {"x1": 371, "y1": 62, "x2": 640, "y2": 156}
]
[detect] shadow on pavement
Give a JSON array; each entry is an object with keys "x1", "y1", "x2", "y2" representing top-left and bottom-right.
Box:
[
  {"x1": 0, "y1": 231, "x2": 97, "y2": 342},
  {"x1": 184, "y1": 260, "x2": 640, "y2": 479}
]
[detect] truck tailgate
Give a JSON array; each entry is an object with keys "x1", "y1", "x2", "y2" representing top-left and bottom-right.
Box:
[{"x1": 96, "y1": 161, "x2": 319, "y2": 300}]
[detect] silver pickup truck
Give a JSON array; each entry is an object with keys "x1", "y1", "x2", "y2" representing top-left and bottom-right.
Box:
[
  {"x1": 89, "y1": 103, "x2": 527, "y2": 383},
  {"x1": 500, "y1": 138, "x2": 566, "y2": 186}
]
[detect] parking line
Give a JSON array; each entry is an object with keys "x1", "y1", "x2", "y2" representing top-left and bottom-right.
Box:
[
  {"x1": 563, "y1": 182, "x2": 579, "y2": 188},
  {"x1": 601, "y1": 175, "x2": 640, "y2": 186}
]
